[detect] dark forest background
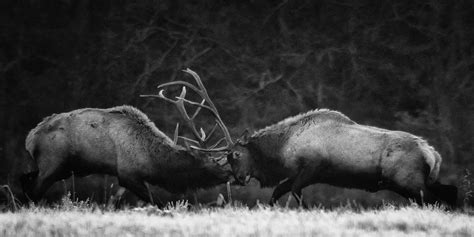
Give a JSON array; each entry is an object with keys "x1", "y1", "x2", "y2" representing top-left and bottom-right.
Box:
[{"x1": 1, "y1": 0, "x2": 473, "y2": 207}]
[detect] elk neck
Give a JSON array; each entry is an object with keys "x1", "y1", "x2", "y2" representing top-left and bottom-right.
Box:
[{"x1": 245, "y1": 131, "x2": 291, "y2": 187}]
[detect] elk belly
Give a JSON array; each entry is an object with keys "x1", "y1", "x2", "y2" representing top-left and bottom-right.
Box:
[{"x1": 315, "y1": 157, "x2": 381, "y2": 192}]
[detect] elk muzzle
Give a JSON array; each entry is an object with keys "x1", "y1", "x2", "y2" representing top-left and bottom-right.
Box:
[{"x1": 233, "y1": 174, "x2": 251, "y2": 185}]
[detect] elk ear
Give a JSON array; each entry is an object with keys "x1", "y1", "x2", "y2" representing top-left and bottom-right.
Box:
[{"x1": 239, "y1": 129, "x2": 251, "y2": 144}]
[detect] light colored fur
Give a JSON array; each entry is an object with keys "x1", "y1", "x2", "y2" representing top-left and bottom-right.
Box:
[
  {"x1": 416, "y1": 138, "x2": 441, "y2": 184},
  {"x1": 25, "y1": 105, "x2": 174, "y2": 158},
  {"x1": 104, "y1": 105, "x2": 174, "y2": 145},
  {"x1": 252, "y1": 109, "x2": 354, "y2": 138},
  {"x1": 244, "y1": 108, "x2": 444, "y2": 191}
]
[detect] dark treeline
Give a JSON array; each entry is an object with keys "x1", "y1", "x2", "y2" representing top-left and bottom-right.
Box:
[{"x1": 1, "y1": 0, "x2": 473, "y2": 206}]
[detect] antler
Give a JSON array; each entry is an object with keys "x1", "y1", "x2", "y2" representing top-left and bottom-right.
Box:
[{"x1": 141, "y1": 69, "x2": 233, "y2": 152}]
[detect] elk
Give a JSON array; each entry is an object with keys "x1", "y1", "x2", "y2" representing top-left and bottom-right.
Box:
[
  {"x1": 162, "y1": 70, "x2": 457, "y2": 208},
  {"x1": 227, "y1": 110, "x2": 458, "y2": 207},
  {"x1": 21, "y1": 77, "x2": 232, "y2": 205}
]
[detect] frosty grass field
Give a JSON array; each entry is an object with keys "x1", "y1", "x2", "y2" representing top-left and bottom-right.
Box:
[{"x1": 1, "y1": 199, "x2": 473, "y2": 237}]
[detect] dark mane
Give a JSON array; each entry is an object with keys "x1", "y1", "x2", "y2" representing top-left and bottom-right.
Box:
[{"x1": 106, "y1": 106, "x2": 230, "y2": 192}]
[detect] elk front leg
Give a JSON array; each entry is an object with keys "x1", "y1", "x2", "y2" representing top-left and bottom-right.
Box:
[
  {"x1": 291, "y1": 168, "x2": 314, "y2": 209},
  {"x1": 269, "y1": 178, "x2": 294, "y2": 206},
  {"x1": 118, "y1": 176, "x2": 164, "y2": 207}
]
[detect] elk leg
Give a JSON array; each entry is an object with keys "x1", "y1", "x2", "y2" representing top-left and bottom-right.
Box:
[
  {"x1": 30, "y1": 171, "x2": 69, "y2": 202},
  {"x1": 291, "y1": 190, "x2": 307, "y2": 208},
  {"x1": 118, "y1": 177, "x2": 164, "y2": 207},
  {"x1": 29, "y1": 159, "x2": 70, "y2": 202},
  {"x1": 269, "y1": 178, "x2": 294, "y2": 206},
  {"x1": 291, "y1": 168, "x2": 313, "y2": 209}
]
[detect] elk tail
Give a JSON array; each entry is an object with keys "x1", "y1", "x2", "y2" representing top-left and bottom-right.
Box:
[
  {"x1": 25, "y1": 114, "x2": 56, "y2": 160},
  {"x1": 25, "y1": 128, "x2": 38, "y2": 160},
  {"x1": 417, "y1": 139, "x2": 441, "y2": 185}
]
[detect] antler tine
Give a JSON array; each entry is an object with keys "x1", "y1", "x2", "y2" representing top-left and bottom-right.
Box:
[
  {"x1": 204, "y1": 123, "x2": 218, "y2": 142},
  {"x1": 156, "y1": 80, "x2": 207, "y2": 118},
  {"x1": 209, "y1": 137, "x2": 226, "y2": 149},
  {"x1": 157, "y1": 81, "x2": 201, "y2": 95},
  {"x1": 178, "y1": 136, "x2": 200, "y2": 145},
  {"x1": 191, "y1": 99, "x2": 205, "y2": 119},
  {"x1": 143, "y1": 87, "x2": 206, "y2": 145},
  {"x1": 156, "y1": 81, "x2": 207, "y2": 127},
  {"x1": 174, "y1": 88, "x2": 207, "y2": 145},
  {"x1": 182, "y1": 68, "x2": 234, "y2": 148},
  {"x1": 189, "y1": 145, "x2": 230, "y2": 152},
  {"x1": 175, "y1": 97, "x2": 232, "y2": 150},
  {"x1": 173, "y1": 123, "x2": 180, "y2": 145}
]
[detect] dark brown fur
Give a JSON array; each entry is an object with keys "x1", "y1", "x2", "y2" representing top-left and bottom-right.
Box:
[
  {"x1": 228, "y1": 109, "x2": 457, "y2": 207},
  {"x1": 22, "y1": 106, "x2": 230, "y2": 204}
]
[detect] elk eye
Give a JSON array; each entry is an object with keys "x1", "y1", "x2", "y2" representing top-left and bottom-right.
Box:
[{"x1": 233, "y1": 151, "x2": 241, "y2": 159}]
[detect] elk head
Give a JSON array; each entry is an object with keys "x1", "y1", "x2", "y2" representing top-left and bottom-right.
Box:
[{"x1": 226, "y1": 130, "x2": 253, "y2": 185}]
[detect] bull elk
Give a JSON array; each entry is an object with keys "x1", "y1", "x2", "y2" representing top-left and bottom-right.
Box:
[
  {"x1": 21, "y1": 76, "x2": 232, "y2": 205},
  {"x1": 228, "y1": 110, "x2": 458, "y2": 207},
  {"x1": 163, "y1": 70, "x2": 458, "y2": 208}
]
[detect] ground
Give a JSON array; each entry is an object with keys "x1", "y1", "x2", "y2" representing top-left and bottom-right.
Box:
[{"x1": 0, "y1": 200, "x2": 473, "y2": 237}]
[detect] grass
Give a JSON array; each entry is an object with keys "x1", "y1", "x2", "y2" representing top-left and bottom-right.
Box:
[{"x1": 0, "y1": 198, "x2": 473, "y2": 237}]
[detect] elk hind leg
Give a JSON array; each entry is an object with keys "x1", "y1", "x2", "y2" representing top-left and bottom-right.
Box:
[
  {"x1": 30, "y1": 173, "x2": 66, "y2": 202},
  {"x1": 29, "y1": 157, "x2": 70, "y2": 202}
]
